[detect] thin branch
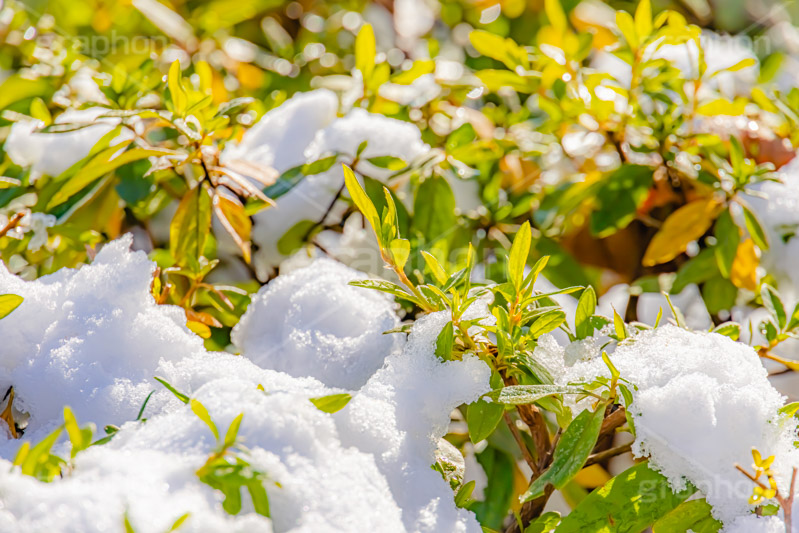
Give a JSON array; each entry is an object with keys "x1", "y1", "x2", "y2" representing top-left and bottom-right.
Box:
[
  {"x1": 0, "y1": 212, "x2": 25, "y2": 239},
  {"x1": 504, "y1": 412, "x2": 538, "y2": 476},
  {"x1": 584, "y1": 442, "x2": 632, "y2": 468}
]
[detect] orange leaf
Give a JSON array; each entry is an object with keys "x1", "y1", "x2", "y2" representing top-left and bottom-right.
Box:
[
  {"x1": 730, "y1": 238, "x2": 758, "y2": 291},
  {"x1": 642, "y1": 198, "x2": 722, "y2": 266}
]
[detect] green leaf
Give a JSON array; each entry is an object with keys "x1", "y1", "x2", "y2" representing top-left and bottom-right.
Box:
[
  {"x1": 191, "y1": 399, "x2": 219, "y2": 442},
  {"x1": 672, "y1": 248, "x2": 718, "y2": 294},
  {"x1": 391, "y1": 59, "x2": 435, "y2": 84},
  {"x1": 575, "y1": 287, "x2": 597, "y2": 340},
  {"x1": 509, "y1": 222, "x2": 532, "y2": 291},
  {"x1": 653, "y1": 498, "x2": 722, "y2": 533},
  {"x1": 215, "y1": 97, "x2": 255, "y2": 118},
  {"x1": 355, "y1": 23, "x2": 376, "y2": 81},
  {"x1": 472, "y1": 446, "x2": 515, "y2": 529},
  {"x1": 277, "y1": 220, "x2": 317, "y2": 255},
  {"x1": 0, "y1": 294, "x2": 23, "y2": 319},
  {"x1": 301, "y1": 154, "x2": 338, "y2": 175},
  {"x1": 524, "y1": 512, "x2": 561, "y2": 533},
  {"x1": 556, "y1": 462, "x2": 695, "y2": 532},
  {"x1": 467, "y1": 400, "x2": 505, "y2": 443},
  {"x1": 366, "y1": 156, "x2": 407, "y2": 170},
  {"x1": 454, "y1": 480, "x2": 475, "y2": 508},
  {"x1": 167, "y1": 513, "x2": 191, "y2": 532},
  {"x1": 153, "y1": 376, "x2": 190, "y2": 404},
  {"x1": 475, "y1": 70, "x2": 539, "y2": 93},
  {"x1": 613, "y1": 308, "x2": 627, "y2": 340},
  {"x1": 310, "y1": 393, "x2": 352, "y2": 413},
  {"x1": 389, "y1": 238, "x2": 410, "y2": 269},
  {"x1": 47, "y1": 145, "x2": 172, "y2": 209},
  {"x1": 589, "y1": 165, "x2": 653, "y2": 238},
  {"x1": 435, "y1": 322, "x2": 455, "y2": 361},
  {"x1": 528, "y1": 309, "x2": 566, "y2": 338},
  {"x1": 761, "y1": 284, "x2": 787, "y2": 330},
  {"x1": 169, "y1": 184, "x2": 213, "y2": 266},
  {"x1": 742, "y1": 204, "x2": 769, "y2": 251},
  {"x1": 343, "y1": 165, "x2": 381, "y2": 240},
  {"x1": 779, "y1": 402, "x2": 799, "y2": 418},
  {"x1": 168, "y1": 60, "x2": 187, "y2": 116},
  {"x1": 224, "y1": 413, "x2": 244, "y2": 449},
  {"x1": 712, "y1": 322, "x2": 741, "y2": 340},
  {"x1": 521, "y1": 405, "x2": 605, "y2": 502},
  {"x1": 482, "y1": 385, "x2": 581, "y2": 405},
  {"x1": 702, "y1": 277, "x2": 737, "y2": 315},
  {"x1": 412, "y1": 176, "x2": 456, "y2": 244},
  {"x1": 468, "y1": 31, "x2": 529, "y2": 71},
  {"x1": 247, "y1": 481, "x2": 271, "y2": 517},
  {"x1": 19, "y1": 425, "x2": 64, "y2": 482},
  {"x1": 63, "y1": 407, "x2": 92, "y2": 458},
  {"x1": 422, "y1": 251, "x2": 448, "y2": 285}
]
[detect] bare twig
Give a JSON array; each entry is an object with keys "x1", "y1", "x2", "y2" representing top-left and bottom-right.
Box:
[{"x1": 584, "y1": 442, "x2": 633, "y2": 468}]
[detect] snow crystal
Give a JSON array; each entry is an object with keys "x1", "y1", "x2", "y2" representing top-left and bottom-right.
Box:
[
  {"x1": 5, "y1": 108, "x2": 132, "y2": 180},
  {"x1": 562, "y1": 326, "x2": 798, "y2": 525},
  {"x1": 723, "y1": 515, "x2": 785, "y2": 533},
  {"x1": 231, "y1": 258, "x2": 404, "y2": 390}
]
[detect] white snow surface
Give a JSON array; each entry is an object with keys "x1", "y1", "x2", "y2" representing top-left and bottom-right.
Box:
[
  {"x1": 0, "y1": 236, "x2": 489, "y2": 533},
  {"x1": 5, "y1": 107, "x2": 132, "y2": 180},
  {"x1": 746, "y1": 154, "x2": 799, "y2": 302},
  {"x1": 220, "y1": 90, "x2": 429, "y2": 278},
  {"x1": 232, "y1": 258, "x2": 404, "y2": 390},
  {"x1": 560, "y1": 326, "x2": 799, "y2": 527}
]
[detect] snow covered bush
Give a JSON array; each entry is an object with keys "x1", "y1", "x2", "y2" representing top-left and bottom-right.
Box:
[{"x1": 5, "y1": 0, "x2": 799, "y2": 531}]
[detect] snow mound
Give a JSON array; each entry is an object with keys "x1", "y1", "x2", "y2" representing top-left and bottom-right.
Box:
[
  {"x1": 0, "y1": 237, "x2": 489, "y2": 533},
  {"x1": 221, "y1": 89, "x2": 339, "y2": 172},
  {"x1": 336, "y1": 305, "x2": 492, "y2": 532},
  {"x1": 562, "y1": 326, "x2": 798, "y2": 526},
  {"x1": 5, "y1": 107, "x2": 132, "y2": 180},
  {"x1": 221, "y1": 89, "x2": 429, "y2": 277},
  {"x1": 0, "y1": 235, "x2": 204, "y2": 445},
  {"x1": 232, "y1": 258, "x2": 404, "y2": 390}
]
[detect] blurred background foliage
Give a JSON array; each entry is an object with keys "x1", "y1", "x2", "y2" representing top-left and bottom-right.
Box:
[{"x1": 0, "y1": 0, "x2": 798, "y2": 338}]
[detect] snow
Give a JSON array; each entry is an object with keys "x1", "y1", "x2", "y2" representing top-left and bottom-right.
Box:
[
  {"x1": 0, "y1": 235, "x2": 203, "y2": 447},
  {"x1": 746, "y1": 155, "x2": 799, "y2": 302},
  {"x1": 0, "y1": 236, "x2": 488, "y2": 533},
  {"x1": 5, "y1": 107, "x2": 132, "y2": 180},
  {"x1": 220, "y1": 90, "x2": 429, "y2": 278},
  {"x1": 231, "y1": 258, "x2": 404, "y2": 390},
  {"x1": 561, "y1": 326, "x2": 799, "y2": 526}
]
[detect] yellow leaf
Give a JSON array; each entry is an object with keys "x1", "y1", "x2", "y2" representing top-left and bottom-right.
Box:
[
  {"x1": 213, "y1": 191, "x2": 252, "y2": 263},
  {"x1": 616, "y1": 11, "x2": 638, "y2": 50},
  {"x1": 696, "y1": 98, "x2": 747, "y2": 116},
  {"x1": 634, "y1": 0, "x2": 652, "y2": 42},
  {"x1": 574, "y1": 464, "x2": 612, "y2": 488},
  {"x1": 187, "y1": 320, "x2": 211, "y2": 338},
  {"x1": 168, "y1": 60, "x2": 187, "y2": 116},
  {"x1": 355, "y1": 23, "x2": 376, "y2": 81},
  {"x1": 730, "y1": 238, "x2": 758, "y2": 291},
  {"x1": 545, "y1": 0, "x2": 568, "y2": 32},
  {"x1": 642, "y1": 198, "x2": 722, "y2": 266}
]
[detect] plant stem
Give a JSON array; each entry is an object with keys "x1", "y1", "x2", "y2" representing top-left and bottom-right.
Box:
[{"x1": 584, "y1": 442, "x2": 632, "y2": 468}]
